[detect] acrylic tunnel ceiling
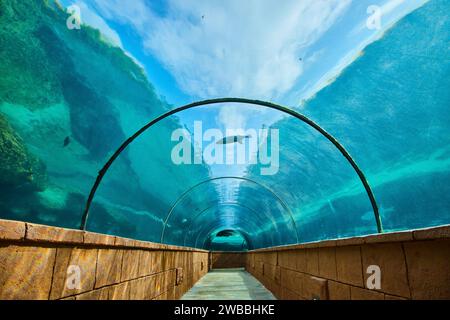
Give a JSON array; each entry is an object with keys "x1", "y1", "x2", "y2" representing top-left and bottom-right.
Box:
[{"x1": 0, "y1": 0, "x2": 449, "y2": 251}]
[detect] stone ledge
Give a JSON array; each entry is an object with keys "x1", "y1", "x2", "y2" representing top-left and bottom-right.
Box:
[
  {"x1": 133, "y1": 239, "x2": 160, "y2": 250},
  {"x1": 0, "y1": 219, "x2": 208, "y2": 252},
  {"x1": 249, "y1": 224, "x2": 450, "y2": 252},
  {"x1": 114, "y1": 236, "x2": 137, "y2": 247},
  {"x1": 27, "y1": 223, "x2": 84, "y2": 244},
  {"x1": 337, "y1": 236, "x2": 366, "y2": 246},
  {"x1": 0, "y1": 219, "x2": 25, "y2": 241},
  {"x1": 363, "y1": 230, "x2": 413, "y2": 244},
  {"x1": 83, "y1": 232, "x2": 116, "y2": 246},
  {"x1": 2, "y1": 219, "x2": 447, "y2": 254},
  {"x1": 412, "y1": 225, "x2": 450, "y2": 240}
]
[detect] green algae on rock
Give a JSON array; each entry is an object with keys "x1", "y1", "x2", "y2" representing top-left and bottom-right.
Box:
[
  {"x1": 0, "y1": 0, "x2": 211, "y2": 239},
  {"x1": 0, "y1": 114, "x2": 47, "y2": 191}
]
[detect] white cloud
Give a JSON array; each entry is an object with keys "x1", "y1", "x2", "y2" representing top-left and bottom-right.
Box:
[
  {"x1": 298, "y1": 0, "x2": 429, "y2": 105},
  {"x1": 379, "y1": 0, "x2": 406, "y2": 16},
  {"x1": 75, "y1": 1, "x2": 123, "y2": 48},
  {"x1": 305, "y1": 49, "x2": 326, "y2": 65},
  {"x1": 63, "y1": 1, "x2": 148, "y2": 74},
  {"x1": 91, "y1": 0, "x2": 351, "y2": 102},
  {"x1": 348, "y1": 0, "x2": 428, "y2": 39},
  {"x1": 215, "y1": 104, "x2": 247, "y2": 130},
  {"x1": 90, "y1": 0, "x2": 156, "y2": 31}
]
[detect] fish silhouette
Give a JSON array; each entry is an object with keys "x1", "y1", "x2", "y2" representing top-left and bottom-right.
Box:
[
  {"x1": 216, "y1": 135, "x2": 251, "y2": 145},
  {"x1": 63, "y1": 136, "x2": 71, "y2": 147}
]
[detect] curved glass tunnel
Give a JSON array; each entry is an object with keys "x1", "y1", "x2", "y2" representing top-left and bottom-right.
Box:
[{"x1": 86, "y1": 103, "x2": 378, "y2": 250}]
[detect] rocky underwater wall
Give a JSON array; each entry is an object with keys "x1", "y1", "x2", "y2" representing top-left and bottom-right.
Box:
[
  {"x1": 0, "y1": 0, "x2": 209, "y2": 242},
  {"x1": 245, "y1": 0, "x2": 450, "y2": 243}
]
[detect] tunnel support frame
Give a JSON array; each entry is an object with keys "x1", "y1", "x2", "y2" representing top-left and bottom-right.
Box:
[
  {"x1": 162, "y1": 176, "x2": 299, "y2": 244},
  {"x1": 80, "y1": 98, "x2": 383, "y2": 236}
]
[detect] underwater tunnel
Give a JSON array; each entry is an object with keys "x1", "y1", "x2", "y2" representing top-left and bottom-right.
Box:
[
  {"x1": 0, "y1": 0, "x2": 449, "y2": 301},
  {"x1": 79, "y1": 97, "x2": 382, "y2": 252}
]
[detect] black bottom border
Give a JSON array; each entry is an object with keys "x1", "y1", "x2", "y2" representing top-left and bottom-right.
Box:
[{"x1": 1, "y1": 300, "x2": 448, "y2": 319}]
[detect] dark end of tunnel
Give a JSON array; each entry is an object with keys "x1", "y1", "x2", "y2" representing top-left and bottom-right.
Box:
[{"x1": 203, "y1": 229, "x2": 252, "y2": 252}]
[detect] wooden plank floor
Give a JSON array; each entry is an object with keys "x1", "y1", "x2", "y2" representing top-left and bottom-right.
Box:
[{"x1": 181, "y1": 268, "x2": 276, "y2": 300}]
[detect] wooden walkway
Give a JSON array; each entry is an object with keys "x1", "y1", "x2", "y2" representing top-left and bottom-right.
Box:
[{"x1": 181, "y1": 268, "x2": 276, "y2": 300}]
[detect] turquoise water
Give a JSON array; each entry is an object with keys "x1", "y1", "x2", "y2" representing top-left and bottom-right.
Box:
[{"x1": 0, "y1": 0, "x2": 449, "y2": 250}]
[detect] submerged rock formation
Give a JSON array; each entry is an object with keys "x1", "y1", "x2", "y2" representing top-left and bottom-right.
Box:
[
  {"x1": 245, "y1": 0, "x2": 450, "y2": 243},
  {"x1": 0, "y1": 114, "x2": 46, "y2": 191},
  {"x1": 0, "y1": 0, "x2": 210, "y2": 240}
]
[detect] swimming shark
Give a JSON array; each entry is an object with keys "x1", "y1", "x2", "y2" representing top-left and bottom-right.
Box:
[{"x1": 216, "y1": 135, "x2": 251, "y2": 145}]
